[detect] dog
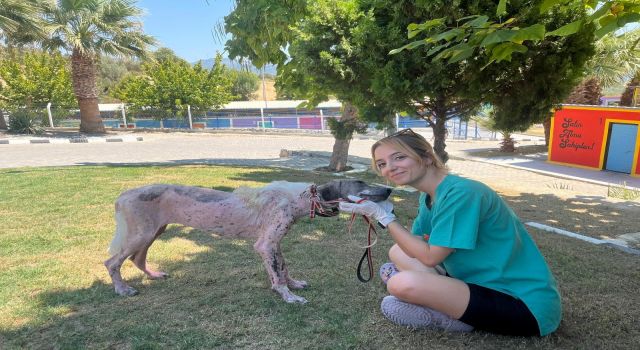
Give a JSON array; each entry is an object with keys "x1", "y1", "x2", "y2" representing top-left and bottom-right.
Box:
[{"x1": 104, "y1": 179, "x2": 392, "y2": 303}]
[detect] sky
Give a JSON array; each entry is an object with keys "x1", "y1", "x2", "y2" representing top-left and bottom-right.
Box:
[{"x1": 137, "y1": 0, "x2": 235, "y2": 63}]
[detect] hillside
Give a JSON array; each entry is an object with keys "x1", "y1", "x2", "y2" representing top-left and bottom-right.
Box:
[
  {"x1": 194, "y1": 57, "x2": 277, "y2": 76},
  {"x1": 251, "y1": 78, "x2": 278, "y2": 101}
]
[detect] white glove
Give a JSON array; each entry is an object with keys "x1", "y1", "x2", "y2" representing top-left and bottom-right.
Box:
[{"x1": 339, "y1": 195, "x2": 396, "y2": 228}]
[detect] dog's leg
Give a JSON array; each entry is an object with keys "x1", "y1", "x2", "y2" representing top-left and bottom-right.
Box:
[
  {"x1": 105, "y1": 210, "x2": 141, "y2": 296},
  {"x1": 130, "y1": 224, "x2": 169, "y2": 279},
  {"x1": 277, "y1": 244, "x2": 308, "y2": 290},
  {"x1": 105, "y1": 251, "x2": 139, "y2": 296},
  {"x1": 254, "y1": 231, "x2": 308, "y2": 304}
]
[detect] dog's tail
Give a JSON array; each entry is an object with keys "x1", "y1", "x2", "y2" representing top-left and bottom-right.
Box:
[{"x1": 108, "y1": 207, "x2": 128, "y2": 256}]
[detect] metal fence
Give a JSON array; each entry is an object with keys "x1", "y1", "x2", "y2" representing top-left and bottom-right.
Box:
[{"x1": 2, "y1": 102, "x2": 498, "y2": 140}]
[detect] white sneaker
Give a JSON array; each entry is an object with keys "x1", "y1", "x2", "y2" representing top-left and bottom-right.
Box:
[{"x1": 380, "y1": 296, "x2": 474, "y2": 332}]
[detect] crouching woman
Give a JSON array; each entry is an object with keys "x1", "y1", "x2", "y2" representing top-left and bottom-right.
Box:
[{"x1": 339, "y1": 129, "x2": 561, "y2": 336}]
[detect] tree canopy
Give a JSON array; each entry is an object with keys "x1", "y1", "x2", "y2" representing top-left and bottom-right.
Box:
[
  {"x1": 112, "y1": 53, "x2": 233, "y2": 118},
  {"x1": 225, "y1": 0, "x2": 596, "y2": 163},
  {"x1": 0, "y1": 49, "x2": 75, "y2": 109},
  {"x1": 393, "y1": 0, "x2": 639, "y2": 66}
]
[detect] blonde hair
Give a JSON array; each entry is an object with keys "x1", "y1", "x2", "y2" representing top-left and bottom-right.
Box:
[{"x1": 370, "y1": 129, "x2": 447, "y2": 175}]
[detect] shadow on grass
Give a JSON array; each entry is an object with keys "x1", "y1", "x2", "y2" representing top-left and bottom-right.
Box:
[
  {"x1": 73, "y1": 153, "x2": 372, "y2": 173},
  {"x1": 2, "y1": 171, "x2": 640, "y2": 349}
]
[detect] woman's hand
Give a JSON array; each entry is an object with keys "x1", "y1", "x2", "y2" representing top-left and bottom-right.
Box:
[{"x1": 339, "y1": 195, "x2": 396, "y2": 227}]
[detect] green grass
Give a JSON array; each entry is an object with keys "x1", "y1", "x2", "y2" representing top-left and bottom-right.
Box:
[{"x1": 1, "y1": 165, "x2": 638, "y2": 349}]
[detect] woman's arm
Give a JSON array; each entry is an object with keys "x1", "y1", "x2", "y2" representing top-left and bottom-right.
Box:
[
  {"x1": 386, "y1": 221, "x2": 454, "y2": 267},
  {"x1": 338, "y1": 197, "x2": 453, "y2": 267}
]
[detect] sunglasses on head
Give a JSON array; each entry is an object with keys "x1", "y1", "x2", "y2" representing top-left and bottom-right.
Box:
[{"x1": 386, "y1": 128, "x2": 419, "y2": 138}]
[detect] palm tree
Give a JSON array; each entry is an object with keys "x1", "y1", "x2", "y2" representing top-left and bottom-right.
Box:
[
  {"x1": 584, "y1": 29, "x2": 640, "y2": 90},
  {"x1": 541, "y1": 29, "x2": 640, "y2": 144},
  {"x1": 43, "y1": 0, "x2": 156, "y2": 133},
  {"x1": 472, "y1": 105, "x2": 516, "y2": 152},
  {"x1": 0, "y1": 0, "x2": 41, "y2": 40}
]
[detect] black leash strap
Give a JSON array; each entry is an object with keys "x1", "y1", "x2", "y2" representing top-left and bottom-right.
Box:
[
  {"x1": 357, "y1": 246, "x2": 373, "y2": 282},
  {"x1": 355, "y1": 216, "x2": 375, "y2": 283}
]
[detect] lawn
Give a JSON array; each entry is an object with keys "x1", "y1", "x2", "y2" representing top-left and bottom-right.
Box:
[{"x1": 0, "y1": 165, "x2": 638, "y2": 349}]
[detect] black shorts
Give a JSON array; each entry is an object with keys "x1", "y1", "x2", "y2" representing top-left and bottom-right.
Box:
[{"x1": 459, "y1": 283, "x2": 541, "y2": 336}]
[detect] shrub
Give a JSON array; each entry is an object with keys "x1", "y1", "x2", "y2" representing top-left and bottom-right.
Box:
[{"x1": 8, "y1": 109, "x2": 44, "y2": 134}]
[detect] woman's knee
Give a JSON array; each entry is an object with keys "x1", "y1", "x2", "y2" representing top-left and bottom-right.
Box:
[{"x1": 386, "y1": 271, "x2": 419, "y2": 299}]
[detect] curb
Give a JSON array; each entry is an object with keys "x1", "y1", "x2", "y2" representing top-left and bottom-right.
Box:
[{"x1": 0, "y1": 136, "x2": 144, "y2": 145}]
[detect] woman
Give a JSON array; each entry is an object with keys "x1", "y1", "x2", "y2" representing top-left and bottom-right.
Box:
[{"x1": 339, "y1": 129, "x2": 561, "y2": 336}]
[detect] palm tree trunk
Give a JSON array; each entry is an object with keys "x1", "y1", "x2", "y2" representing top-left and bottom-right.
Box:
[
  {"x1": 543, "y1": 115, "x2": 551, "y2": 146},
  {"x1": 71, "y1": 49, "x2": 105, "y2": 133},
  {"x1": 0, "y1": 110, "x2": 7, "y2": 130}
]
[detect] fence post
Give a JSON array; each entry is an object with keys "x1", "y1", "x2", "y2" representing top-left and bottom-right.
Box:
[
  {"x1": 121, "y1": 103, "x2": 127, "y2": 128},
  {"x1": 320, "y1": 109, "x2": 324, "y2": 130},
  {"x1": 46, "y1": 102, "x2": 54, "y2": 128},
  {"x1": 260, "y1": 107, "x2": 266, "y2": 131},
  {"x1": 187, "y1": 105, "x2": 193, "y2": 129}
]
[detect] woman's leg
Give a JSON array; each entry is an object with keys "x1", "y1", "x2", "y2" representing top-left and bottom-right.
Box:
[
  {"x1": 386, "y1": 244, "x2": 470, "y2": 321},
  {"x1": 386, "y1": 270, "x2": 470, "y2": 319}
]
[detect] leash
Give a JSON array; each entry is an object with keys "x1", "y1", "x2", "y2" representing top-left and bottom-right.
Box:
[
  {"x1": 308, "y1": 185, "x2": 378, "y2": 283},
  {"x1": 347, "y1": 199, "x2": 378, "y2": 283},
  {"x1": 309, "y1": 184, "x2": 325, "y2": 218}
]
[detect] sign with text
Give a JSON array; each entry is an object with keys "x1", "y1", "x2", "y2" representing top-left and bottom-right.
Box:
[{"x1": 549, "y1": 106, "x2": 640, "y2": 176}]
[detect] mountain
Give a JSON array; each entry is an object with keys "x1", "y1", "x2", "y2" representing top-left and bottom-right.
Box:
[{"x1": 194, "y1": 57, "x2": 277, "y2": 76}]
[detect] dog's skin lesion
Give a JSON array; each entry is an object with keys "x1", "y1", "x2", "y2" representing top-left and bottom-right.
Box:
[{"x1": 104, "y1": 180, "x2": 392, "y2": 303}]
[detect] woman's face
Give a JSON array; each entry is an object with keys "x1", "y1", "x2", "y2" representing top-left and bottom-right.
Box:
[{"x1": 373, "y1": 143, "x2": 429, "y2": 186}]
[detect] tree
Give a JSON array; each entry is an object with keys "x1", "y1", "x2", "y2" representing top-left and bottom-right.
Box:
[
  {"x1": 394, "y1": 0, "x2": 640, "y2": 67},
  {"x1": 151, "y1": 47, "x2": 187, "y2": 64},
  {"x1": 585, "y1": 29, "x2": 640, "y2": 89},
  {"x1": 565, "y1": 77, "x2": 603, "y2": 104},
  {"x1": 0, "y1": 0, "x2": 46, "y2": 129},
  {"x1": 112, "y1": 53, "x2": 233, "y2": 118},
  {"x1": 42, "y1": 0, "x2": 156, "y2": 133},
  {"x1": 0, "y1": 0, "x2": 45, "y2": 45},
  {"x1": 226, "y1": 0, "x2": 369, "y2": 171},
  {"x1": 620, "y1": 71, "x2": 640, "y2": 106},
  {"x1": 226, "y1": 1, "x2": 595, "y2": 164},
  {"x1": 98, "y1": 55, "x2": 141, "y2": 102},
  {"x1": 472, "y1": 105, "x2": 516, "y2": 152},
  {"x1": 229, "y1": 69, "x2": 259, "y2": 100},
  {"x1": 0, "y1": 48, "x2": 75, "y2": 109},
  {"x1": 389, "y1": 1, "x2": 595, "y2": 153}
]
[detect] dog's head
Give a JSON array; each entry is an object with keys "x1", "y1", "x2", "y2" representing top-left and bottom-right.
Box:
[{"x1": 313, "y1": 179, "x2": 393, "y2": 217}]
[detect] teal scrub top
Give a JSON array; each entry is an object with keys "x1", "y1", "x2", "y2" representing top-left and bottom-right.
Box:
[{"x1": 411, "y1": 174, "x2": 561, "y2": 336}]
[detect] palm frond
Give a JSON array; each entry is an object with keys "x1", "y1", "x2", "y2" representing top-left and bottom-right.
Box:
[{"x1": 585, "y1": 29, "x2": 640, "y2": 89}]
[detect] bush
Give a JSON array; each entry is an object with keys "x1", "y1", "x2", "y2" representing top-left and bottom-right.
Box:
[{"x1": 8, "y1": 109, "x2": 44, "y2": 134}]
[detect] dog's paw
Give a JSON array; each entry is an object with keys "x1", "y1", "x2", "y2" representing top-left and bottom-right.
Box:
[
  {"x1": 274, "y1": 285, "x2": 308, "y2": 304},
  {"x1": 115, "y1": 285, "x2": 139, "y2": 296},
  {"x1": 287, "y1": 279, "x2": 308, "y2": 290},
  {"x1": 147, "y1": 271, "x2": 169, "y2": 279}
]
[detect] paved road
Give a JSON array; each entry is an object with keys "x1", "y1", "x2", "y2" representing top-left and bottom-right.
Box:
[{"x1": 0, "y1": 129, "x2": 638, "y2": 202}]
